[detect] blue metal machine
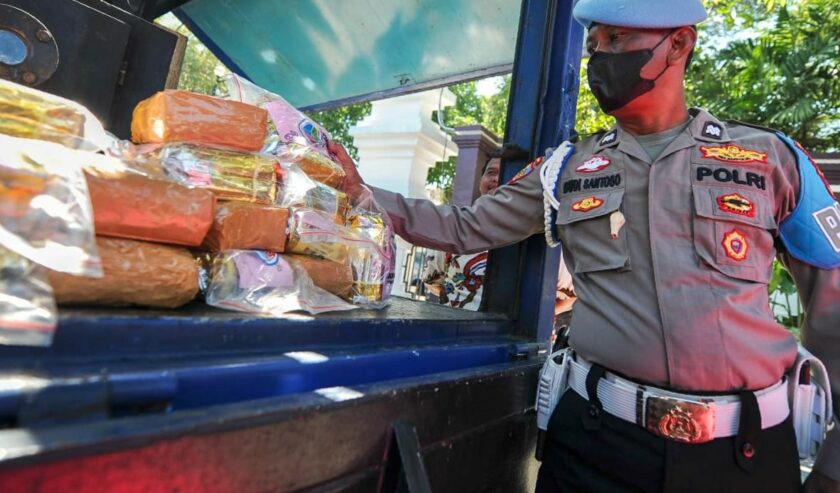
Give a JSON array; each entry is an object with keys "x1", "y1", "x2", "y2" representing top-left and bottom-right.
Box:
[{"x1": 0, "y1": 1, "x2": 583, "y2": 491}]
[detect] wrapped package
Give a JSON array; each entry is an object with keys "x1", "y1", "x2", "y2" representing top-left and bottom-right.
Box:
[
  {"x1": 276, "y1": 144, "x2": 345, "y2": 188},
  {"x1": 85, "y1": 152, "x2": 216, "y2": 247},
  {"x1": 0, "y1": 134, "x2": 101, "y2": 277},
  {"x1": 286, "y1": 209, "x2": 355, "y2": 263},
  {"x1": 131, "y1": 90, "x2": 268, "y2": 152},
  {"x1": 206, "y1": 250, "x2": 356, "y2": 316},
  {"x1": 0, "y1": 79, "x2": 109, "y2": 150},
  {"x1": 277, "y1": 163, "x2": 349, "y2": 223},
  {"x1": 159, "y1": 144, "x2": 277, "y2": 204},
  {"x1": 0, "y1": 248, "x2": 56, "y2": 347},
  {"x1": 49, "y1": 237, "x2": 199, "y2": 309},
  {"x1": 203, "y1": 202, "x2": 289, "y2": 252},
  {"x1": 346, "y1": 210, "x2": 396, "y2": 306},
  {"x1": 286, "y1": 254, "x2": 353, "y2": 300}
]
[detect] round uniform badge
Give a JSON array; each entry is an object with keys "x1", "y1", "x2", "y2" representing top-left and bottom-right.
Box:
[{"x1": 722, "y1": 229, "x2": 749, "y2": 261}]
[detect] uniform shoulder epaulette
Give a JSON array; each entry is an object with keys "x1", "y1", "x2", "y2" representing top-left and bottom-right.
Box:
[{"x1": 725, "y1": 119, "x2": 783, "y2": 135}]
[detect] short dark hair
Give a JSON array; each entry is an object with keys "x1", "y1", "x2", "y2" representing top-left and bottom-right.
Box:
[{"x1": 482, "y1": 153, "x2": 501, "y2": 174}]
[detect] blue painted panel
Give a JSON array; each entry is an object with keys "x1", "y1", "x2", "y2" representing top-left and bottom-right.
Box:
[
  {"x1": 178, "y1": 0, "x2": 519, "y2": 108},
  {"x1": 0, "y1": 342, "x2": 525, "y2": 421}
]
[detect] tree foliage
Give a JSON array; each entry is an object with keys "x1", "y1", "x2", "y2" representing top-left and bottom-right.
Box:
[
  {"x1": 426, "y1": 77, "x2": 511, "y2": 199},
  {"x1": 156, "y1": 14, "x2": 227, "y2": 96},
  {"x1": 689, "y1": 0, "x2": 840, "y2": 151}
]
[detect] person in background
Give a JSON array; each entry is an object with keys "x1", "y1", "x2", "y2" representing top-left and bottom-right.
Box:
[
  {"x1": 421, "y1": 156, "x2": 500, "y2": 310},
  {"x1": 423, "y1": 156, "x2": 577, "y2": 315}
]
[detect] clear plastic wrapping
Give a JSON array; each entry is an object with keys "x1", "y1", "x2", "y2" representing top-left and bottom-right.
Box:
[
  {"x1": 203, "y1": 202, "x2": 289, "y2": 252},
  {"x1": 131, "y1": 90, "x2": 268, "y2": 152},
  {"x1": 345, "y1": 191, "x2": 396, "y2": 307},
  {"x1": 84, "y1": 148, "x2": 216, "y2": 247},
  {"x1": 206, "y1": 250, "x2": 357, "y2": 316},
  {"x1": 287, "y1": 209, "x2": 354, "y2": 263},
  {"x1": 287, "y1": 198, "x2": 396, "y2": 308},
  {"x1": 0, "y1": 78, "x2": 110, "y2": 151},
  {"x1": 49, "y1": 237, "x2": 199, "y2": 309},
  {"x1": 0, "y1": 134, "x2": 101, "y2": 277},
  {"x1": 277, "y1": 163, "x2": 350, "y2": 224},
  {"x1": 159, "y1": 144, "x2": 278, "y2": 204},
  {"x1": 286, "y1": 254, "x2": 354, "y2": 301},
  {"x1": 0, "y1": 248, "x2": 56, "y2": 347},
  {"x1": 273, "y1": 143, "x2": 345, "y2": 188}
]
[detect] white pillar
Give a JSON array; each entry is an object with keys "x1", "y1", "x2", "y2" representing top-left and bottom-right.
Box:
[{"x1": 350, "y1": 89, "x2": 457, "y2": 299}]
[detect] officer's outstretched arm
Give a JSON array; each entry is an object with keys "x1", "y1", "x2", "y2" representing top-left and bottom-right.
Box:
[
  {"x1": 330, "y1": 141, "x2": 548, "y2": 254},
  {"x1": 774, "y1": 135, "x2": 840, "y2": 485},
  {"x1": 371, "y1": 164, "x2": 547, "y2": 254}
]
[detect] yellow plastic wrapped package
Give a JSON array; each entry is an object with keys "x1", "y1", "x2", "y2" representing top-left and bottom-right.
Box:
[
  {"x1": 0, "y1": 79, "x2": 109, "y2": 150},
  {"x1": 159, "y1": 144, "x2": 278, "y2": 204},
  {"x1": 131, "y1": 90, "x2": 268, "y2": 152},
  {"x1": 346, "y1": 211, "x2": 396, "y2": 306}
]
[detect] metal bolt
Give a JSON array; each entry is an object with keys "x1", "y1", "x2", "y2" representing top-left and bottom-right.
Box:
[
  {"x1": 35, "y1": 30, "x2": 51, "y2": 43},
  {"x1": 21, "y1": 71, "x2": 36, "y2": 84}
]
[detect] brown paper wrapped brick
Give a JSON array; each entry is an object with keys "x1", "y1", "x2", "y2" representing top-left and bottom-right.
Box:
[
  {"x1": 49, "y1": 238, "x2": 199, "y2": 308},
  {"x1": 131, "y1": 90, "x2": 268, "y2": 152},
  {"x1": 285, "y1": 255, "x2": 353, "y2": 300},
  {"x1": 86, "y1": 169, "x2": 216, "y2": 247},
  {"x1": 203, "y1": 202, "x2": 289, "y2": 252}
]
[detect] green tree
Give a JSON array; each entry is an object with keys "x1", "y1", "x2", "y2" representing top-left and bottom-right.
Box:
[
  {"x1": 689, "y1": 0, "x2": 840, "y2": 151},
  {"x1": 155, "y1": 14, "x2": 228, "y2": 95},
  {"x1": 575, "y1": 62, "x2": 615, "y2": 137},
  {"x1": 426, "y1": 77, "x2": 512, "y2": 201}
]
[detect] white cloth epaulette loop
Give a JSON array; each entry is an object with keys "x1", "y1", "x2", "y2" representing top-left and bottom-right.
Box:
[{"x1": 540, "y1": 141, "x2": 574, "y2": 248}]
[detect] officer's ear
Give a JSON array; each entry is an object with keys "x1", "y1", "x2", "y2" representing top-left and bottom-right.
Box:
[{"x1": 668, "y1": 26, "x2": 697, "y2": 71}]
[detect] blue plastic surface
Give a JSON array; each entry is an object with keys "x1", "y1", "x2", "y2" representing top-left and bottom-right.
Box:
[{"x1": 177, "y1": 0, "x2": 519, "y2": 109}]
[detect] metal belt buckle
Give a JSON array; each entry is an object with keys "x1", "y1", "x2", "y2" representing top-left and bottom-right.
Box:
[{"x1": 645, "y1": 396, "x2": 715, "y2": 444}]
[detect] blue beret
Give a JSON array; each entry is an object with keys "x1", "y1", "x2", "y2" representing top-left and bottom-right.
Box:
[{"x1": 573, "y1": 0, "x2": 708, "y2": 29}]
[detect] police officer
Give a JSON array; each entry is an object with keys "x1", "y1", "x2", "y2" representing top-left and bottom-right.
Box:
[{"x1": 329, "y1": 0, "x2": 840, "y2": 490}]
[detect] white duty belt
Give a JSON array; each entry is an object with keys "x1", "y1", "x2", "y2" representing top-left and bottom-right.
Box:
[{"x1": 568, "y1": 355, "x2": 790, "y2": 444}]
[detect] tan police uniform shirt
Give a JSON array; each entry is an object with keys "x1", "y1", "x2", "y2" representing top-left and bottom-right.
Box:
[{"x1": 372, "y1": 109, "x2": 840, "y2": 476}]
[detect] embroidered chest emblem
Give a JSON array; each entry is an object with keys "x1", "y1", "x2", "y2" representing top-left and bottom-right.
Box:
[
  {"x1": 717, "y1": 193, "x2": 755, "y2": 218},
  {"x1": 572, "y1": 196, "x2": 604, "y2": 212},
  {"x1": 722, "y1": 229, "x2": 749, "y2": 261},
  {"x1": 700, "y1": 144, "x2": 768, "y2": 164},
  {"x1": 576, "y1": 155, "x2": 611, "y2": 173}
]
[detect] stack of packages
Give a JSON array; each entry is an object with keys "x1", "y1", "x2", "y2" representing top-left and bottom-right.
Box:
[
  {"x1": 0, "y1": 77, "x2": 395, "y2": 346},
  {"x1": 209, "y1": 74, "x2": 396, "y2": 314}
]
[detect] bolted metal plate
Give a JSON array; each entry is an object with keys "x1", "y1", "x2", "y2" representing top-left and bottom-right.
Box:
[{"x1": 0, "y1": 3, "x2": 58, "y2": 86}]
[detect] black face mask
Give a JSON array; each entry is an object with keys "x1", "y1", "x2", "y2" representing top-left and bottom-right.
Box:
[{"x1": 587, "y1": 32, "x2": 673, "y2": 114}]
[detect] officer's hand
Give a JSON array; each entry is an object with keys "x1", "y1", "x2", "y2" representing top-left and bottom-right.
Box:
[
  {"x1": 803, "y1": 471, "x2": 840, "y2": 493},
  {"x1": 328, "y1": 141, "x2": 366, "y2": 201}
]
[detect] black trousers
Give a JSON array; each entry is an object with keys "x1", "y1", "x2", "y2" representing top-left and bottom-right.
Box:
[{"x1": 535, "y1": 391, "x2": 801, "y2": 493}]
